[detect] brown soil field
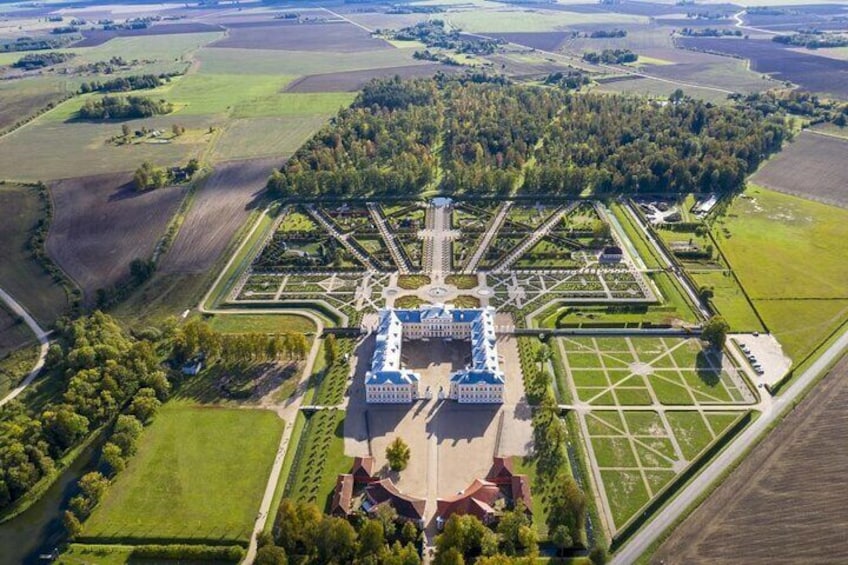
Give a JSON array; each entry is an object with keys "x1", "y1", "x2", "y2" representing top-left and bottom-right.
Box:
[
  {"x1": 751, "y1": 132, "x2": 848, "y2": 209},
  {"x1": 677, "y1": 37, "x2": 848, "y2": 97},
  {"x1": 74, "y1": 22, "x2": 225, "y2": 47},
  {"x1": 159, "y1": 157, "x2": 270, "y2": 274},
  {"x1": 209, "y1": 21, "x2": 391, "y2": 51},
  {"x1": 653, "y1": 355, "x2": 848, "y2": 564},
  {"x1": 47, "y1": 173, "x2": 188, "y2": 303},
  {"x1": 283, "y1": 63, "x2": 455, "y2": 93}
]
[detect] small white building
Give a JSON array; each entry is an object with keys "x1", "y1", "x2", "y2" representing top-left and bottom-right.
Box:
[{"x1": 365, "y1": 305, "x2": 504, "y2": 404}]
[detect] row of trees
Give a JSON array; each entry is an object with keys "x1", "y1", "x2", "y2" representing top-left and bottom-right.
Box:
[
  {"x1": 0, "y1": 312, "x2": 170, "y2": 510},
  {"x1": 267, "y1": 77, "x2": 788, "y2": 199},
  {"x1": 172, "y1": 318, "x2": 310, "y2": 365},
  {"x1": 79, "y1": 73, "x2": 166, "y2": 94}
]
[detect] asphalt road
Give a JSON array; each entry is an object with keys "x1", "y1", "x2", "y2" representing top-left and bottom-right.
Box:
[
  {"x1": 0, "y1": 287, "x2": 50, "y2": 407},
  {"x1": 611, "y1": 326, "x2": 848, "y2": 564}
]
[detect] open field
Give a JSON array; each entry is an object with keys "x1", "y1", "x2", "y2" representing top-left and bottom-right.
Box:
[
  {"x1": 750, "y1": 132, "x2": 848, "y2": 208},
  {"x1": 677, "y1": 36, "x2": 848, "y2": 97},
  {"x1": 447, "y1": 7, "x2": 648, "y2": 33},
  {"x1": 74, "y1": 22, "x2": 225, "y2": 47},
  {"x1": 653, "y1": 355, "x2": 848, "y2": 564},
  {"x1": 0, "y1": 303, "x2": 34, "y2": 357},
  {"x1": 0, "y1": 183, "x2": 69, "y2": 324},
  {"x1": 688, "y1": 270, "x2": 765, "y2": 333},
  {"x1": 211, "y1": 21, "x2": 391, "y2": 52},
  {"x1": 47, "y1": 173, "x2": 187, "y2": 302},
  {"x1": 0, "y1": 76, "x2": 69, "y2": 132},
  {"x1": 715, "y1": 186, "x2": 848, "y2": 361},
  {"x1": 0, "y1": 114, "x2": 215, "y2": 181},
  {"x1": 161, "y1": 158, "x2": 270, "y2": 274},
  {"x1": 716, "y1": 187, "x2": 848, "y2": 300},
  {"x1": 212, "y1": 115, "x2": 329, "y2": 161},
  {"x1": 284, "y1": 63, "x2": 454, "y2": 93},
  {"x1": 82, "y1": 403, "x2": 283, "y2": 544},
  {"x1": 196, "y1": 47, "x2": 423, "y2": 76}
]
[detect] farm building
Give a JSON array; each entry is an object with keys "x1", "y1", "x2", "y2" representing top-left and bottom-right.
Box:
[{"x1": 365, "y1": 305, "x2": 505, "y2": 404}]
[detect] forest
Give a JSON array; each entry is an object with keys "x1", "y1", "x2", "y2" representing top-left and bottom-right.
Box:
[
  {"x1": 0, "y1": 313, "x2": 169, "y2": 510},
  {"x1": 267, "y1": 77, "x2": 788, "y2": 198}
]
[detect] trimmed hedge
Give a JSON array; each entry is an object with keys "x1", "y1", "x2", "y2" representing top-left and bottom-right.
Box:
[{"x1": 130, "y1": 544, "x2": 244, "y2": 561}]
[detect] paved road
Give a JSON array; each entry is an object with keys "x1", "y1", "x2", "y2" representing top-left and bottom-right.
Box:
[
  {"x1": 0, "y1": 288, "x2": 50, "y2": 408},
  {"x1": 611, "y1": 326, "x2": 848, "y2": 564}
]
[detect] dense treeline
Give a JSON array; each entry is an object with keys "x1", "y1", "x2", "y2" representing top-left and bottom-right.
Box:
[
  {"x1": 12, "y1": 52, "x2": 75, "y2": 70},
  {"x1": 0, "y1": 312, "x2": 170, "y2": 510},
  {"x1": 268, "y1": 77, "x2": 789, "y2": 198},
  {"x1": 80, "y1": 74, "x2": 166, "y2": 94},
  {"x1": 78, "y1": 95, "x2": 173, "y2": 120},
  {"x1": 441, "y1": 83, "x2": 568, "y2": 194},
  {"x1": 390, "y1": 20, "x2": 500, "y2": 55},
  {"x1": 524, "y1": 93, "x2": 787, "y2": 194},
  {"x1": 773, "y1": 32, "x2": 848, "y2": 49},
  {"x1": 268, "y1": 77, "x2": 441, "y2": 198},
  {"x1": 582, "y1": 49, "x2": 638, "y2": 64}
]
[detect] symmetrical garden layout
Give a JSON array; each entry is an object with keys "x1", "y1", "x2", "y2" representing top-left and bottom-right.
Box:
[
  {"x1": 213, "y1": 195, "x2": 765, "y2": 545},
  {"x1": 228, "y1": 198, "x2": 656, "y2": 327}
]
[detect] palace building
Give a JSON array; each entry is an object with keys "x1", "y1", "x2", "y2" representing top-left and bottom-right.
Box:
[{"x1": 365, "y1": 304, "x2": 505, "y2": 404}]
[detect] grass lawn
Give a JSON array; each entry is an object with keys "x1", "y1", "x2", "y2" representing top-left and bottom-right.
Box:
[
  {"x1": 58, "y1": 544, "x2": 134, "y2": 565},
  {"x1": 753, "y1": 299, "x2": 848, "y2": 362},
  {"x1": 207, "y1": 313, "x2": 317, "y2": 335},
  {"x1": 600, "y1": 469, "x2": 650, "y2": 528},
  {"x1": 82, "y1": 403, "x2": 283, "y2": 544},
  {"x1": 665, "y1": 411, "x2": 714, "y2": 460},
  {"x1": 213, "y1": 115, "x2": 329, "y2": 161},
  {"x1": 446, "y1": 274, "x2": 479, "y2": 289},
  {"x1": 715, "y1": 185, "x2": 848, "y2": 362},
  {"x1": 284, "y1": 409, "x2": 352, "y2": 512},
  {"x1": 717, "y1": 186, "x2": 848, "y2": 299},
  {"x1": 0, "y1": 184, "x2": 70, "y2": 324},
  {"x1": 689, "y1": 270, "x2": 765, "y2": 332}
]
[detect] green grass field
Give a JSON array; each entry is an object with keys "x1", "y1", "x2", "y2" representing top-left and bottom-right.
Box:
[
  {"x1": 717, "y1": 186, "x2": 848, "y2": 299},
  {"x1": 689, "y1": 270, "x2": 765, "y2": 332},
  {"x1": 82, "y1": 403, "x2": 283, "y2": 544},
  {"x1": 0, "y1": 184, "x2": 69, "y2": 324},
  {"x1": 212, "y1": 115, "x2": 330, "y2": 161},
  {"x1": 716, "y1": 186, "x2": 848, "y2": 361}
]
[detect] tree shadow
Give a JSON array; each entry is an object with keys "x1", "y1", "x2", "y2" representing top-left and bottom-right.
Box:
[{"x1": 695, "y1": 350, "x2": 721, "y2": 387}]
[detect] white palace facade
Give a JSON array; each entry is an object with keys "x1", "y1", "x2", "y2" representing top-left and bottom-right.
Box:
[{"x1": 365, "y1": 304, "x2": 505, "y2": 404}]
